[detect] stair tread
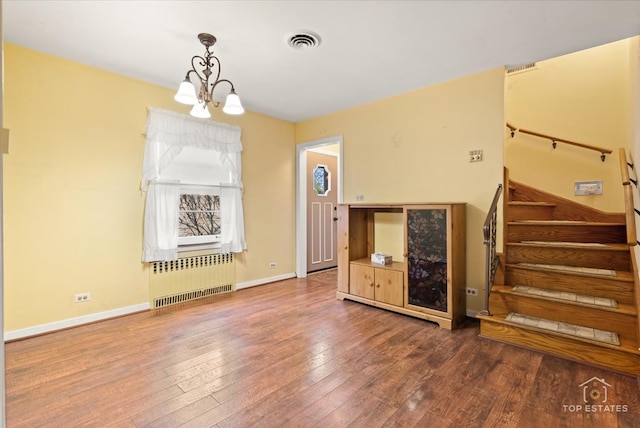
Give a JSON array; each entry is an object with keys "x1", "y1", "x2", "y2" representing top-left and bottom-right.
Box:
[
  {"x1": 509, "y1": 201, "x2": 556, "y2": 207},
  {"x1": 492, "y1": 284, "x2": 637, "y2": 315},
  {"x1": 511, "y1": 285, "x2": 617, "y2": 308},
  {"x1": 478, "y1": 313, "x2": 640, "y2": 354},
  {"x1": 505, "y1": 312, "x2": 620, "y2": 345},
  {"x1": 478, "y1": 317, "x2": 640, "y2": 375},
  {"x1": 509, "y1": 220, "x2": 625, "y2": 226},
  {"x1": 507, "y1": 241, "x2": 630, "y2": 251},
  {"x1": 519, "y1": 240, "x2": 607, "y2": 247},
  {"x1": 505, "y1": 262, "x2": 634, "y2": 281},
  {"x1": 514, "y1": 263, "x2": 618, "y2": 277}
]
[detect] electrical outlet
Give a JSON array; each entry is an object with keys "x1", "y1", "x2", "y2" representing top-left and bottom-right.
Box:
[
  {"x1": 269, "y1": 262, "x2": 277, "y2": 269},
  {"x1": 465, "y1": 288, "x2": 478, "y2": 296},
  {"x1": 469, "y1": 150, "x2": 483, "y2": 162},
  {"x1": 74, "y1": 292, "x2": 91, "y2": 303},
  {"x1": 355, "y1": 194, "x2": 364, "y2": 201}
]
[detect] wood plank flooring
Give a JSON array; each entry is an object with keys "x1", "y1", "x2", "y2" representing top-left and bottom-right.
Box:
[{"x1": 5, "y1": 269, "x2": 640, "y2": 427}]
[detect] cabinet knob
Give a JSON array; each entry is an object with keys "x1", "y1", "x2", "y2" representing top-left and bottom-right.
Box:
[{"x1": 344, "y1": 246, "x2": 348, "y2": 250}]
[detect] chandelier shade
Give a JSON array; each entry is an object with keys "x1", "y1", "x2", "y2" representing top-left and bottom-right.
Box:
[
  {"x1": 174, "y1": 79, "x2": 198, "y2": 105},
  {"x1": 190, "y1": 100, "x2": 211, "y2": 119},
  {"x1": 222, "y1": 89, "x2": 244, "y2": 115},
  {"x1": 175, "y1": 33, "x2": 244, "y2": 117}
]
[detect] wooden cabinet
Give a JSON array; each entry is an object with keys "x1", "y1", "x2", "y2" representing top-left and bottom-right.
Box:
[
  {"x1": 349, "y1": 263, "x2": 404, "y2": 306},
  {"x1": 336, "y1": 203, "x2": 466, "y2": 329}
]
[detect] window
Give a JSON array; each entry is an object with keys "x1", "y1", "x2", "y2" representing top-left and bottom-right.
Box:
[
  {"x1": 178, "y1": 191, "x2": 221, "y2": 245},
  {"x1": 142, "y1": 108, "x2": 246, "y2": 262},
  {"x1": 313, "y1": 164, "x2": 331, "y2": 196}
]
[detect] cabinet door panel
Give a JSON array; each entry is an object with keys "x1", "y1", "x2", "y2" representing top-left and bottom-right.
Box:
[
  {"x1": 375, "y1": 269, "x2": 403, "y2": 307},
  {"x1": 406, "y1": 208, "x2": 449, "y2": 313},
  {"x1": 350, "y1": 264, "x2": 375, "y2": 300}
]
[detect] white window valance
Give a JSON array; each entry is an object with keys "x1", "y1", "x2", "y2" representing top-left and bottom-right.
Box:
[
  {"x1": 141, "y1": 107, "x2": 243, "y2": 191},
  {"x1": 141, "y1": 108, "x2": 246, "y2": 261}
]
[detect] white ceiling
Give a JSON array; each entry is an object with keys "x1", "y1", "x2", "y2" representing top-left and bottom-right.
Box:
[{"x1": 4, "y1": 1, "x2": 640, "y2": 123}]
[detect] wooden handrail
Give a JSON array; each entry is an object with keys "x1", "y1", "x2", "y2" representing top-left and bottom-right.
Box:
[
  {"x1": 619, "y1": 147, "x2": 631, "y2": 186},
  {"x1": 506, "y1": 123, "x2": 612, "y2": 161},
  {"x1": 619, "y1": 148, "x2": 637, "y2": 246}
]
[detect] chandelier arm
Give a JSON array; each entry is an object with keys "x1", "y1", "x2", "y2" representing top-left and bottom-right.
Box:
[
  {"x1": 190, "y1": 55, "x2": 208, "y2": 79},
  {"x1": 207, "y1": 78, "x2": 236, "y2": 107},
  {"x1": 210, "y1": 78, "x2": 235, "y2": 93},
  {"x1": 206, "y1": 54, "x2": 222, "y2": 83}
]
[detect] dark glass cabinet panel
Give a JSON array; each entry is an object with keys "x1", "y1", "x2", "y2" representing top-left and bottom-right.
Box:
[{"x1": 407, "y1": 208, "x2": 448, "y2": 312}]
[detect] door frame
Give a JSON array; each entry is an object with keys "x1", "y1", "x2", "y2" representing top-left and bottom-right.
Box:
[{"x1": 296, "y1": 136, "x2": 343, "y2": 278}]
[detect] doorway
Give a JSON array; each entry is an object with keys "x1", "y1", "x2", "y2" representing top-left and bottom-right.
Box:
[{"x1": 296, "y1": 136, "x2": 343, "y2": 278}]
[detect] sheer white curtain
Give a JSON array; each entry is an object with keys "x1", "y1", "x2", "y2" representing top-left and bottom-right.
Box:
[
  {"x1": 142, "y1": 181, "x2": 180, "y2": 261},
  {"x1": 141, "y1": 108, "x2": 246, "y2": 262}
]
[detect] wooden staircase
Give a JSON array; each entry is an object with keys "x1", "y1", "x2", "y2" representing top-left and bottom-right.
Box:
[{"x1": 478, "y1": 176, "x2": 640, "y2": 376}]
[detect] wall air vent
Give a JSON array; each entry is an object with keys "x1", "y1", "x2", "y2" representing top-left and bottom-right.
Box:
[
  {"x1": 506, "y1": 63, "x2": 537, "y2": 75},
  {"x1": 286, "y1": 30, "x2": 322, "y2": 50}
]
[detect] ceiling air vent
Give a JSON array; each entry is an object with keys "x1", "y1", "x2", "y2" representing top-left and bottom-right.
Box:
[
  {"x1": 286, "y1": 30, "x2": 322, "y2": 50},
  {"x1": 506, "y1": 63, "x2": 537, "y2": 75}
]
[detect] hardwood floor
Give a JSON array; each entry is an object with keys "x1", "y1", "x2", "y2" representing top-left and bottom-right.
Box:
[{"x1": 5, "y1": 269, "x2": 640, "y2": 427}]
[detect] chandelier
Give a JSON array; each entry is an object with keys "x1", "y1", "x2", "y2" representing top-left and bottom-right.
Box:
[{"x1": 174, "y1": 33, "x2": 244, "y2": 118}]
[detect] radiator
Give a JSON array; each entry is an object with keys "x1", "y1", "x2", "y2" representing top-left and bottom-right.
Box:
[{"x1": 149, "y1": 253, "x2": 236, "y2": 308}]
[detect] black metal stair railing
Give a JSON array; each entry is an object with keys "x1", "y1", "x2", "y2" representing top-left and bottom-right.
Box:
[
  {"x1": 619, "y1": 148, "x2": 640, "y2": 352},
  {"x1": 480, "y1": 184, "x2": 503, "y2": 316},
  {"x1": 619, "y1": 148, "x2": 639, "y2": 246}
]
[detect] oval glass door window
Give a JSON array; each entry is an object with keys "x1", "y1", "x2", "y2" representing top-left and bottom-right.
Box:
[{"x1": 313, "y1": 164, "x2": 331, "y2": 196}]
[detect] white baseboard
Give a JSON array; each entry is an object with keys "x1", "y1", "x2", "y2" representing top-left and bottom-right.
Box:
[
  {"x1": 236, "y1": 272, "x2": 296, "y2": 290},
  {"x1": 5, "y1": 272, "x2": 295, "y2": 341},
  {"x1": 4, "y1": 303, "x2": 150, "y2": 342}
]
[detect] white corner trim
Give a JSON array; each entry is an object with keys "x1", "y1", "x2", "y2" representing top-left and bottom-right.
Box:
[
  {"x1": 4, "y1": 303, "x2": 151, "y2": 342},
  {"x1": 236, "y1": 272, "x2": 297, "y2": 290}
]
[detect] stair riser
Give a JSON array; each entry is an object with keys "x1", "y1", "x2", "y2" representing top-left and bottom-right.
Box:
[
  {"x1": 508, "y1": 224, "x2": 626, "y2": 243},
  {"x1": 479, "y1": 320, "x2": 640, "y2": 376},
  {"x1": 506, "y1": 246, "x2": 631, "y2": 271},
  {"x1": 507, "y1": 205, "x2": 554, "y2": 222},
  {"x1": 489, "y1": 292, "x2": 637, "y2": 340},
  {"x1": 505, "y1": 266, "x2": 635, "y2": 304}
]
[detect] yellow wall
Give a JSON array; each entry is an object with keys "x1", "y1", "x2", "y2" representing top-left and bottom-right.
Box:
[
  {"x1": 3, "y1": 44, "x2": 295, "y2": 331},
  {"x1": 506, "y1": 38, "x2": 637, "y2": 212},
  {"x1": 8, "y1": 37, "x2": 633, "y2": 330},
  {"x1": 296, "y1": 68, "x2": 506, "y2": 313},
  {"x1": 631, "y1": 37, "x2": 640, "y2": 169}
]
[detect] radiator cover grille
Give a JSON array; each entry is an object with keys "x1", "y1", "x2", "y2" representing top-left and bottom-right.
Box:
[{"x1": 150, "y1": 253, "x2": 235, "y2": 308}]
